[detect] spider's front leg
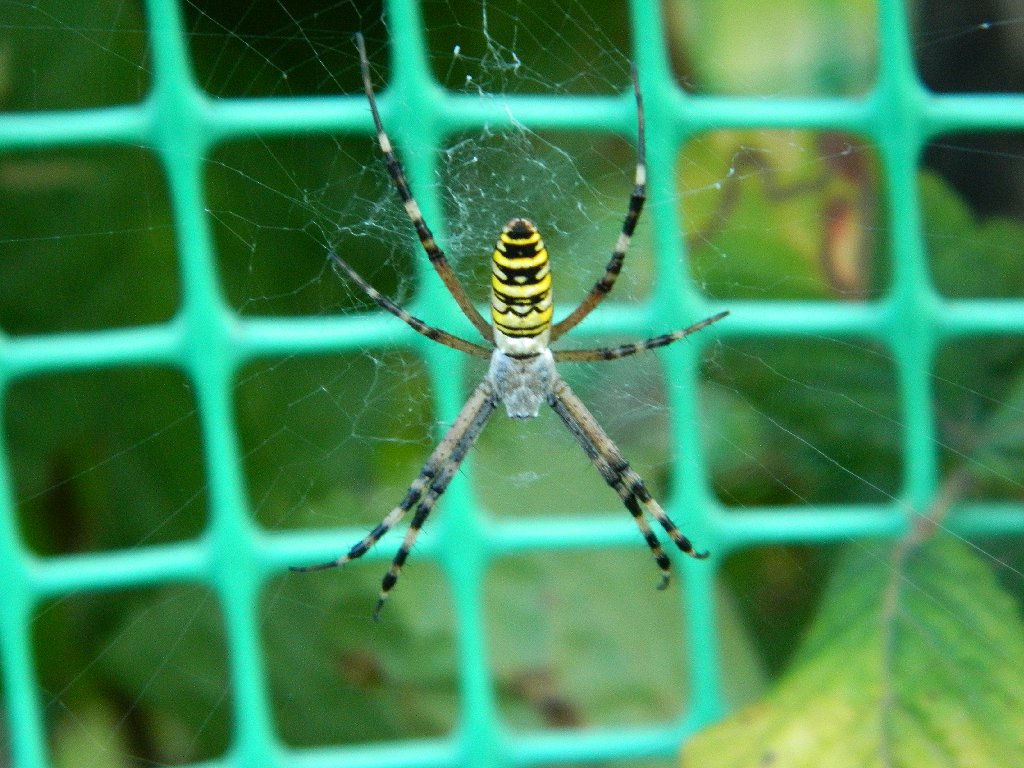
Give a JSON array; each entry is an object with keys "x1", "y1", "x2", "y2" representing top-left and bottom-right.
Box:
[
  {"x1": 354, "y1": 32, "x2": 492, "y2": 342},
  {"x1": 550, "y1": 64, "x2": 647, "y2": 341}
]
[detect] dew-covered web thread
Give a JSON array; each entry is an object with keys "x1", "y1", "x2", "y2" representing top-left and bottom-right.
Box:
[{"x1": 2, "y1": 1, "x2": 1024, "y2": 768}]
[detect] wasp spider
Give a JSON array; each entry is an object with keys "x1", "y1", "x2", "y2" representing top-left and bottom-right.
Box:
[{"x1": 291, "y1": 34, "x2": 729, "y2": 619}]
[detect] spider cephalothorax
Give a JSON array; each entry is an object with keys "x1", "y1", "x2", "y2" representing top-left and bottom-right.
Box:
[{"x1": 291, "y1": 34, "x2": 728, "y2": 619}]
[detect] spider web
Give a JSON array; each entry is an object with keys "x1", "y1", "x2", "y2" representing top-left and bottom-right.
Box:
[{"x1": 2, "y1": 0, "x2": 1024, "y2": 766}]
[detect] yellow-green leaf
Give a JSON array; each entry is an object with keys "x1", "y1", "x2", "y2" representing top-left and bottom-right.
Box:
[{"x1": 683, "y1": 536, "x2": 1024, "y2": 767}]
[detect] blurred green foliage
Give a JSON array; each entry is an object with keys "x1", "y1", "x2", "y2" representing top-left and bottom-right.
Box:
[
  {"x1": 0, "y1": 1, "x2": 148, "y2": 111},
  {"x1": 1, "y1": 1, "x2": 1023, "y2": 767},
  {"x1": 0, "y1": 147, "x2": 178, "y2": 335},
  {"x1": 664, "y1": 0, "x2": 877, "y2": 95}
]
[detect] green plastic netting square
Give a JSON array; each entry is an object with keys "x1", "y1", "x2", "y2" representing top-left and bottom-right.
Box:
[{"x1": 2, "y1": 1, "x2": 1024, "y2": 767}]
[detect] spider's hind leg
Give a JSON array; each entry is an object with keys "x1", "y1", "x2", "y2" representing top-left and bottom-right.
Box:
[
  {"x1": 290, "y1": 381, "x2": 497, "y2": 618},
  {"x1": 548, "y1": 379, "x2": 707, "y2": 588},
  {"x1": 372, "y1": 384, "x2": 497, "y2": 619},
  {"x1": 288, "y1": 481, "x2": 430, "y2": 574},
  {"x1": 616, "y1": 464, "x2": 709, "y2": 560}
]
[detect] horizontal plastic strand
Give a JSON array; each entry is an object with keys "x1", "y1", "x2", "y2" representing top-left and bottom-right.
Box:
[
  {"x1": 283, "y1": 738, "x2": 457, "y2": 768},
  {"x1": 0, "y1": 104, "x2": 152, "y2": 150},
  {"x1": 507, "y1": 723, "x2": 688, "y2": 765},
  {"x1": 28, "y1": 542, "x2": 209, "y2": 597},
  {"x1": 924, "y1": 92, "x2": 1024, "y2": 135},
  {"x1": 0, "y1": 324, "x2": 182, "y2": 378},
  {"x1": 677, "y1": 94, "x2": 876, "y2": 135}
]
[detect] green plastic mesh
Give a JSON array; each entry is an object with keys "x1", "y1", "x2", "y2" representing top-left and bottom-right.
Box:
[{"x1": 2, "y1": 0, "x2": 1024, "y2": 767}]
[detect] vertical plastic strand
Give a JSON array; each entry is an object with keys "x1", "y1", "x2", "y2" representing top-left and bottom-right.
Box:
[
  {"x1": 631, "y1": 0, "x2": 729, "y2": 728},
  {"x1": 874, "y1": 0, "x2": 941, "y2": 513},
  {"x1": 0, "y1": 389, "x2": 47, "y2": 768},
  {"x1": 384, "y1": 0, "x2": 504, "y2": 763},
  {"x1": 144, "y1": 0, "x2": 279, "y2": 763},
  {"x1": 382, "y1": 0, "x2": 466, "y2": 331}
]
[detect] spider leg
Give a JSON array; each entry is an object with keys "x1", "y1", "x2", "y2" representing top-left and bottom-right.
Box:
[
  {"x1": 290, "y1": 382, "x2": 497, "y2": 612},
  {"x1": 556, "y1": 411, "x2": 673, "y2": 588},
  {"x1": 355, "y1": 33, "x2": 492, "y2": 342},
  {"x1": 548, "y1": 379, "x2": 707, "y2": 590},
  {"x1": 374, "y1": 384, "x2": 498, "y2": 619},
  {"x1": 553, "y1": 310, "x2": 728, "y2": 363},
  {"x1": 329, "y1": 252, "x2": 491, "y2": 357},
  {"x1": 550, "y1": 65, "x2": 646, "y2": 341}
]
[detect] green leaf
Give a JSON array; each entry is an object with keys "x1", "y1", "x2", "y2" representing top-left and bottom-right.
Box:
[
  {"x1": 52, "y1": 698, "x2": 132, "y2": 768},
  {"x1": 920, "y1": 170, "x2": 1024, "y2": 299},
  {"x1": 487, "y1": 550, "x2": 767, "y2": 731},
  {"x1": 682, "y1": 536, "x2": 1024, "y2": 767}
]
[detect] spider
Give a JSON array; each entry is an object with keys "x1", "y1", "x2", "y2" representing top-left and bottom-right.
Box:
[{"x1": 291, "y1": 34, "x2": 729, "y2": 619}]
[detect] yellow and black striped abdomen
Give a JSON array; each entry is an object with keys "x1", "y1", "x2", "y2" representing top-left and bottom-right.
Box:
[{"x1": 491, "y1": 218, "x2": 553, "y2": 339}]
